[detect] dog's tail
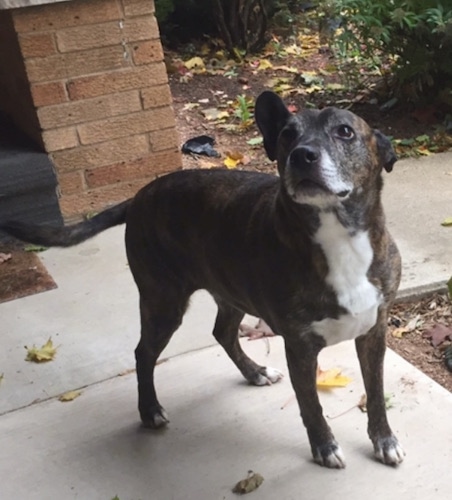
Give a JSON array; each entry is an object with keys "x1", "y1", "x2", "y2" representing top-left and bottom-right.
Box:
[{"x1": 0, "y1": 199, "x2": 131, "y2": 248}]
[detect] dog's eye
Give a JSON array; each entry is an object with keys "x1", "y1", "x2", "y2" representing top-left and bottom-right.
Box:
[
  {"x1": 280, "y1": 127, "x2": 298, "y2": 143},
  {"x1": 335, "y1": 125, "x2": 355, "y2": 140}
]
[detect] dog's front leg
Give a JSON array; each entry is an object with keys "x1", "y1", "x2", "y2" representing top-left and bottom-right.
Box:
[
  {"x1": 355, "y1": 309, "x2": 405, "y2": 466},
  {"x1": 284, "y1": 337, "x2": 346, "y2": 469}
]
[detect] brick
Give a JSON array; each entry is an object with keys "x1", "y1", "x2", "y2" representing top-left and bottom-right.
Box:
[
  {"x1": 31, "y1": 81, "x2": 68, "y2": 107},
  {"x1": 77, "y1": 106, "x2": 176, "y2": 145},
  {"x1": 122, "y1": 0, "x2": 155, "y2": 17},
  {"x1": 19, "y1": 33, "x2": 56, "y2": 58},
  {"x1": 132, "y1": 39, "x2": 163, "y2": 65},
  {"x1": 123, "y1": 16, "x2": 159, "y2": 42},
  {"x1": 149, "y1": 127, "x2": 179, "y2": 152},
  {"x1": 67, "y1": 62, "x2": 168, "y2": 100},
  {"x1": 141, "y1": 84, "x2": 172, "y2": 109},
  {"x1": 25, "y1": 46, "x2": 130, "y2": 83},
  {"x1": 42, "y1": 127, "x2": 79, "y2": 152},
  {"x1": 57, "y1": 170, "x2": 86, "y2": 195},
  {"x1": 37, "y1": 90, "x2": 141, "y2": 129},
  {"x1": 56, "y1": 21, "x2": 122, "y2": 53},
  {"x1": 51, "y1": 134, "x2": 150, "y2": 171},
  {"x1": 85, "y1": 149, "x2": 181, "y2": 188},
  {"x1": 12, "y1": 0, "x2": 121, "y2": 33},
  {"x1": 59, "y1": 178, "x2": 152, "y2": 219},
  {"x1": 56, "y1": 16, "x2": 159, "y2": 53}
]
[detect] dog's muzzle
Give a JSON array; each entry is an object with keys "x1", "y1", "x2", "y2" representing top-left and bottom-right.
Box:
[{"x1": 287, "y1": 145, "x2": 351, "y2": 200}]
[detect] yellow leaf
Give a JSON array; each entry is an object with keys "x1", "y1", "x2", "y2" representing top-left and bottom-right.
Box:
[
  {"x1": 224, "y1": 151, "x2": 243, "y2": 169},
  {"x1": 316, "y1": 367, "x2": 352, "y2": 389},
  {"x1": 391, "y1": 326, "x2": 409, "y2": 338},
  {"x1": 25, "y1": 337, "x2": 57, "y2": 363},
  {"x1": 257, "y1": 59, "x2": 273, "y2": 71},
  {"x1": 285, "y1": 44, "x2": 301, "y2": 55},
  {"x1": 184, "y1": 56, "x2": 205, "y2": 70},
  {"x1": 59, "y1": 390, "x2": 82, "y2": 402},
  {"x1": 441, "y1": 217, "x2": 452, "y2": 227},
  {"x1": 416, "y1": 146, "x2": 432, "y2": 156}
]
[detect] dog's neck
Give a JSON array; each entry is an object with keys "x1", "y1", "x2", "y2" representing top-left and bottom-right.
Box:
[{"x1": 274, "y1": 183, "x2": 385, "y2": 240}]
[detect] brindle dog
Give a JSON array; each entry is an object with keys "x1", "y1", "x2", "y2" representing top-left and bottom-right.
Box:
[{"x1": 0, "y1": 91, "x2": 404, "y2": 468}]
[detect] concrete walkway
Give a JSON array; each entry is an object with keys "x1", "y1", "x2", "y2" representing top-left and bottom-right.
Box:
[{"x1": 1, "y1": 153, "x2": 451, "y2": 499}]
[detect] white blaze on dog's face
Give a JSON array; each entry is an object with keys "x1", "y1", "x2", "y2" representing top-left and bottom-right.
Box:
[
  {"x1": 279, "y1": 109, "x2": 376, "y2": 208},
  {"x1": 255, "y1": 91, "x2": 396, "y2": 209}
]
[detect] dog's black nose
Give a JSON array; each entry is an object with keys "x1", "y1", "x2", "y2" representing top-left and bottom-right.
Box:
[{"x1": 290, "y1": 145, "x2": 320, "y2": 167}]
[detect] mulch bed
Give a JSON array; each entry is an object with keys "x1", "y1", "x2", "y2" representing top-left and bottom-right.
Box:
[
  {"x1": 387, "y1": 293, "x2": 452, "y2": 392},
  {"x1": 0, "y1": 250, "x2": 56, "y2": 304}
]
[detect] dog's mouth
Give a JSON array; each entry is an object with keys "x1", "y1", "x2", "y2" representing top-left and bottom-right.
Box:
[{"x1": 290, "y1": 178, "x2": 351, "y2": 201}]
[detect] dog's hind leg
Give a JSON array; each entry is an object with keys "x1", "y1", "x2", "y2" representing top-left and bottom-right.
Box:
[
  {"x1": 213, "y1": 299, "x2": 283, "y2": 386},
  {"x1": 136, "y1": 293, "x2": 189, "y2": 429}
]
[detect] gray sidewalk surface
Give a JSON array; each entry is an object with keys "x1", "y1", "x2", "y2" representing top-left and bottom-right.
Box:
[{"x1": 1, "y1": 152, "x2": 451, "y2": 499}]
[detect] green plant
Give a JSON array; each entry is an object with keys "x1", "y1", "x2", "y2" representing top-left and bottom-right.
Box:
[
  {"x1": 234, "y1": 95, "x2": 254, "y2": 124},
  {"x1": 319, "y1": 1, "x2": 452, "y2": 100}
]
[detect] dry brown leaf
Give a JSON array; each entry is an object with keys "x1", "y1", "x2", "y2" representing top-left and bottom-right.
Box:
[{"x1": 422, "y1": 323, "x2": 452, "y2": 347}]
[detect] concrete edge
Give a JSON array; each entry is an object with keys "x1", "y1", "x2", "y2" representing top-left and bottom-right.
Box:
[{"x1": 396, "y1": 280, "x2": 447, "y2": 303}]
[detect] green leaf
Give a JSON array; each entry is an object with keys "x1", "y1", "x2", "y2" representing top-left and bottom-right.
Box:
[
  {"x1": 415, "y1": 134, "x2": 430, "y2": 143},
  {"x1": 447, "y1": 276, "x2": 452, "y2": 299},
  {"x1": 246, "y1": 137, "x2": 263, "y2": 146},
  {"x1": 400, "y1": 138, "x2": 415, "y2": 146},
  {"x1": 24, "y1": 244, "x2": 47, "y2": 252}
]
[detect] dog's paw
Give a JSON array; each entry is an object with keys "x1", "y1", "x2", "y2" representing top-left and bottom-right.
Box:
[
  {"x1": 373, "y1": 436, "x2": 405, "y2": 466},
  {"x1": 252, "y1": 366, "x2": 284, "y2": 386},
  {"x1": 313, "y1": 442, "x2": 346, "y2": 469},
  {"x1": 140, "y1": 407, "x2": 170, "y2": 429}
]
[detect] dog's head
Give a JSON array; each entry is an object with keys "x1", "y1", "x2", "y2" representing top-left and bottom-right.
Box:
[{"x1": 255, "y1": 91, "x2": 396, "y2": 208}]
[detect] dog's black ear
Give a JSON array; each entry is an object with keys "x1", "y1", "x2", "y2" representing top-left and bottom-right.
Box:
[
  {"x1": 255, "y1": 91, "x2": 291, "y2": 161},
  {"x1": 374, "y1": 129, "x2": 397, "y2": 172}
]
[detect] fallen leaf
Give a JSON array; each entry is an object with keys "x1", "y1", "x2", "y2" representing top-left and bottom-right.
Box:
[
  {"x1": 25, "y1": 337, "x2": 57, "y2": 363},
  {"x1": 448, "y1": 276, "x2": 452, "y2": 298},
  {"x1": 202, "y1": 107, "x2": 230, "y2": 121},
  {"x1": 224, "y1": 151, "x2": 244, "y2": 169},
  {"x1": 24, "y1": 244, "x2": 47, "y2": 252},
  {"x1": 316, "y1": 367, "x2": 352, "y2": 389},
  {"x1": 59, "y1": 390, "x2": 82, "y2": 402},
  {"x1": 358, "y1": 393, "x2": 393, "y2": 412},
  {"x1": 392, "y1": 326, "x2": 409, "y2": 338},
  {"x1": 0, "y1": 373, "x2": 4, "y2": 384},
  {"x1": 441, "y1": 217, "x2": 452, "y2": 227},
  {"x1": 182, "y1": 102, "x2": 200, "y2": 111},
  {"x1": 406, "y1": 314, "x2": 421, "y2": 331},
  {"x1": 422, "y1": 323, "x2": 452, "y2": 347},
  {"x1": 232, "y1": 471, "x2": 264, "y2": 494},
  {"x1": 0, "y1": 252, "x2": 12, "y2": 264},
  {"x1": 257, "y1": 59, "x2": 273, "y2": 71},
  {"x1": 184, "y1": 56, "x2": 205, "y2": 70},
  {"x1": 246, "y1": 137, "x2": 263, "y2": 146}
]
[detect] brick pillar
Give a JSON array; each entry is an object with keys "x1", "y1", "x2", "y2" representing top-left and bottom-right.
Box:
[{"x1": 10, "y1": 0, "x2": 181, "y2": 220}]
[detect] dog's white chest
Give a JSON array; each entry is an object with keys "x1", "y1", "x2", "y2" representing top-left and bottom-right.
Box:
[{"x1": 311, "y1": 212, "x2": 380, "y2": 346}]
